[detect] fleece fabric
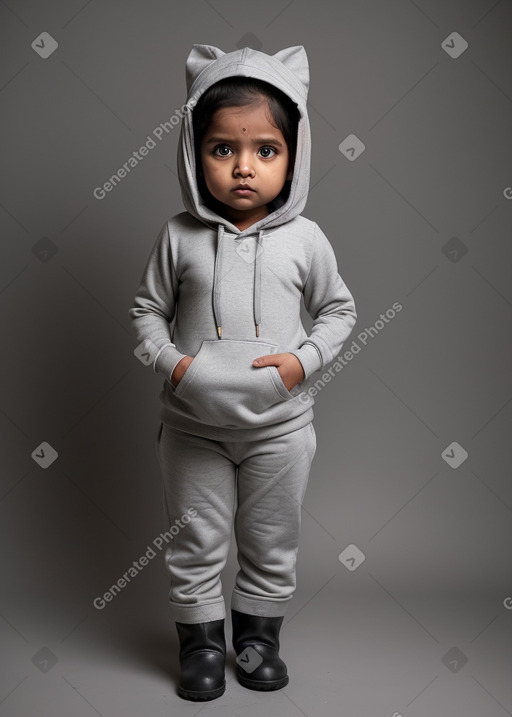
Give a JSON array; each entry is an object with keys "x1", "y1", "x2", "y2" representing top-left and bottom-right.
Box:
[
  {"x1": 155, "y1": 420, "x2": 317, "y2": 622},
  {"x1": 129, "y1": 44, "x2": 357, "y2": 442}
]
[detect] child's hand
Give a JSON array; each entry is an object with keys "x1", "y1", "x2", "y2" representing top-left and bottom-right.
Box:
[
  {"x1": 171, "y1": 355, "x2": 194, "y2": 387},
  {"x1": 252, "y1": 353, "x2": 305, "y2": 392}
]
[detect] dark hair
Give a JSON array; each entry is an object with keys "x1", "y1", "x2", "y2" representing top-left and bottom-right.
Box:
[{"x1": 192, "y1": 77, "x2": 300, "y2": 209}]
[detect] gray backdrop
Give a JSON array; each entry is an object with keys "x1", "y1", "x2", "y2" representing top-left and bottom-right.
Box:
[{"x1": 1, "y1": 1, "x2": 511, "y2": 715}]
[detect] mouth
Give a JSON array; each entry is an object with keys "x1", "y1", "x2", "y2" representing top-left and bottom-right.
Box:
[{"x1": 232, "y1": 185, "x2": 256, "y2": 195}]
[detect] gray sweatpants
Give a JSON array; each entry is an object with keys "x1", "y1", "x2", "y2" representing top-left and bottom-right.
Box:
[{"x1": 155, "y1": 421, "x2": 317, "y2": 624}]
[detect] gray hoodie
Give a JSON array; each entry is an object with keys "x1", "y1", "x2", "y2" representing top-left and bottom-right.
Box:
[{"x1": 129, "y1": 44, "x2": 357, "y2": 442}]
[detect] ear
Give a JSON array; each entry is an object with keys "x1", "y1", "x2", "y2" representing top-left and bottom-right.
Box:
[
  {"x1": 185, "y1": 44, "x2": 225, "y2": 93},
  {"x1": 272, "y1": 46, "x2": 309, "y2": 95}
]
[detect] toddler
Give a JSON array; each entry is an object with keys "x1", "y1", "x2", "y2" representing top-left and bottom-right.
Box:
[{"x1": 129, "y1": 43, "x2": 357, "y2": 701}]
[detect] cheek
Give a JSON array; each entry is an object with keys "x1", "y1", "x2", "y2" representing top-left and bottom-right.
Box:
[
  {"x1": 203, "y1": 160, "x2": 223, "y2": 179},
  {"x1": 204, "y1": 170, "x2": 220, "y2": 189},
  {"x1": 202, "y1": 164, "x2": 228, "y2": 195}
]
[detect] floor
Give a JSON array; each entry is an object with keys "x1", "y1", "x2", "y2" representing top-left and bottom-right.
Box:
[{"x1": 1, "y1": 539, "x2": 510, "y2": 717}]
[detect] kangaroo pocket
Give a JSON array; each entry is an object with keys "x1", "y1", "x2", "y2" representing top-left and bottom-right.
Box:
[{"x1": 170, "y1": 339, "x2": 297, "y2": 428}]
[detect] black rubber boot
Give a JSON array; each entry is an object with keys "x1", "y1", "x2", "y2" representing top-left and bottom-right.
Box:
[
  {"x1": 175, "y1": 618, "x2": 226, "y2": 701},
  {"x1": 231, "y1": 609, "x2": 289, "y2": 691}
]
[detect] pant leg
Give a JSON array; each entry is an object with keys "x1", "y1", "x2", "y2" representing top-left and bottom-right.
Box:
[
  {"x1": 155, "y1": 423, "x2": 237, "y2": 624},
  {"x1": 231, "y1": 422, "x2": 317, "y2": 617}
]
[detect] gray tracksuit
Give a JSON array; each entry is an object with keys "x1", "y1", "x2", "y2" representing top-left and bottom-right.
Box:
[{"x1": 129, "y1": 44, "x2": 357, "y2": 623}]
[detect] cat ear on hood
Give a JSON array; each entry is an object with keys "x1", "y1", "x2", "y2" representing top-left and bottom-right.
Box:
[
  {"x1": 272, "y1": 45, "x2": 310, "y2": 95},
  {"x1": 185, "y1": 44, "x2": 225, "y2": 93}
]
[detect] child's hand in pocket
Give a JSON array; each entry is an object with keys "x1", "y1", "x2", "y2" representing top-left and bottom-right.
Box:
[
  {"x1": 253, "y1": 353, "x2": 305, "y2": 392},
  {"x1": 171, "y1": 355, "x2": 194, "y2": 387}
]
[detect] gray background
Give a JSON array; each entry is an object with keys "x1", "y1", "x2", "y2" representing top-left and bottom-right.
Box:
[{"x1": 1, "y1": 0, "x2": 511, "y2": 715}]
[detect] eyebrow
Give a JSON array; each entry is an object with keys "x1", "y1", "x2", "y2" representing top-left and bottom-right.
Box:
[{"x1": 205, "y1": 136, "x2": 284, "y2": 147}]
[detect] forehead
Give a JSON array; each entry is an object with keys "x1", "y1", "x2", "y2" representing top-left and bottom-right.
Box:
[{"x1": 205, "y1": 101, "x2": 281, "y2": 134}]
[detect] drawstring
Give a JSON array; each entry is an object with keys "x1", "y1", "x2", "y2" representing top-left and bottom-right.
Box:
[
  {"x1": 212, "y1": 224, "x2": 224, "y2": 338},
  {"x1": 254, "y1": 230, "x2": 262, "y2": 337},
  {"x1": 212, "y1": 224, "x2": 263, "y2": 339}
]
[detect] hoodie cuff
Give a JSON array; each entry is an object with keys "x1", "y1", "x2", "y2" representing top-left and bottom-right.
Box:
[
  {"x1": 154, "y1": 344, "x2": 188, "y2": 384},
  {"x1": 288, "y1": 342, "x2": 323, "y2": 380}
]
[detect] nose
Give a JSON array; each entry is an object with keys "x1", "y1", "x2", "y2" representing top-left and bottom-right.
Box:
[{"x1": 234, "y1": 150, "x2": 255, "y2": 177}]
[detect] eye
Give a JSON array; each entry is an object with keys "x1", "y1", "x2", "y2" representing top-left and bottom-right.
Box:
[
  {"x1": 213, "y1": 145, "x2": 232, "y2": 157},
  {"x1": 258, "y1": 146, "x2": 277, "y2": 158}
]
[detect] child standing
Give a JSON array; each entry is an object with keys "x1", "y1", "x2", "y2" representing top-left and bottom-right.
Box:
[{"x1": 129, "y1": 44, "x2": 357, "y2": 701}]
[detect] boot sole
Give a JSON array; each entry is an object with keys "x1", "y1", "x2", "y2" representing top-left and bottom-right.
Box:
[
  {"x1": 237, "y1": 670, "x2": 289, "y2": 691},
  {"x1": 177, "y1": 682, "x2": 226, "y2": 701}
]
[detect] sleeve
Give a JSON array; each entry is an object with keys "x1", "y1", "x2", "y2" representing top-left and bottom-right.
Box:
[
  {"x1": 288, "y1": 223, "x2": 357, "y2": 380},
  {"x1": 128, "y1": 221, "x2": 188, "y2": 383}
]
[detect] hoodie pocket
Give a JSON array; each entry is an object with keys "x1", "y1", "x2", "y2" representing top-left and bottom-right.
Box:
[
  {"x1": 171, "y1": 339, "x2": 294, "y2": 428},
  {"x1": 267, "y1": 365, "x2": 295, "y2": 400}
]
